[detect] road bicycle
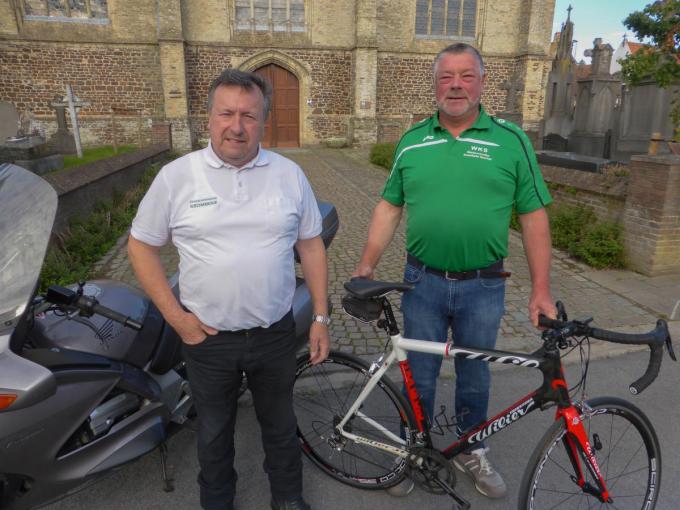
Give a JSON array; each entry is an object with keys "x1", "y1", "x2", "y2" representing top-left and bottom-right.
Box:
[{"x1": 292, "y1": 278, "x2": 676, "y2": 509}]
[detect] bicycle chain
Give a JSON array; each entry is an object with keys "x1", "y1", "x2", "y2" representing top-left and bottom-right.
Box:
[{"x1": 406, "y1": 447, "x2": 456, "y2": 494}]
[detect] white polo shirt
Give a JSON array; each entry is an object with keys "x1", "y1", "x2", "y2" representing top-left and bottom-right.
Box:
[{"x1": 131, "y1": 143, "x2": 322, "y2": 331}]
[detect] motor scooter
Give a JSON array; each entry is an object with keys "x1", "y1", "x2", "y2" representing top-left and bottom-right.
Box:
[{"x1": 0, "y1": 163, "x2": 339, "y2": 510}]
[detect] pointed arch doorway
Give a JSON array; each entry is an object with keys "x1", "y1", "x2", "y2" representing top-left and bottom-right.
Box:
[{"x1": 254, "y1": 64, "x2": 300, "y2": 147}]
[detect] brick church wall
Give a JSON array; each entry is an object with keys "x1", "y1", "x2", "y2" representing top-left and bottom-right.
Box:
[
  {"x1": 184, "y1": 45, "x2": 353, "y2": 144},
  {"x1": 375, "y1": 54, "x2": 523, "y2": 141},
  {"x1": 0, "y1": 41, "x2": 163, "y2": 146}
]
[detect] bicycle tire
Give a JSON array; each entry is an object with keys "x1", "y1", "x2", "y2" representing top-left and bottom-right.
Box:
[
  {"x1": 293, "y1": 350, "x2": 417, "y2": 489},
  {"x1": 519, "y1": 396, "x2": 661, "y2": 509}
]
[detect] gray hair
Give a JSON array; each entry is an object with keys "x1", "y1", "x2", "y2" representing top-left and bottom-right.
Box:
[
  {"x1": 207, "y1": 69, "x2": 272, "y2": 119},
  {"x1": 433, "y1": 43, "x2": 485, "y2": 77}
]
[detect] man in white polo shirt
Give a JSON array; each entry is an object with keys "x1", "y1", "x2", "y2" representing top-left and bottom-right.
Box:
[{"x1": 128, "y1": 69, "x2": 329, "y2": 510}]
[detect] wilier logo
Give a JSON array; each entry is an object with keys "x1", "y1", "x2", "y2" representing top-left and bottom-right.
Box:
[{"x1": 190, "y1": 197, "x2": 218, "y2": 209}]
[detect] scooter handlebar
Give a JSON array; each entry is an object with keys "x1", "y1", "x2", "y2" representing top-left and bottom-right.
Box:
[{"x1": 75, "y1": 295, "x2": 143, "y2": 330}]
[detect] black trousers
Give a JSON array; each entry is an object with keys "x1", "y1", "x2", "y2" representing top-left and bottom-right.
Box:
[{"x1": 182, "y1": 311, "x2": 301, "y2": 510}]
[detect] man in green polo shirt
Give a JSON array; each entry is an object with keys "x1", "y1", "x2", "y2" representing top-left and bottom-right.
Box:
[{"x1": 354, "y1": 43, "x2": 556, "y2": 499}]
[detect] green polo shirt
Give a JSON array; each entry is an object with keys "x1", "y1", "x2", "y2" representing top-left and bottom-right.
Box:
[{"x1": 382, "y1": 107, "x2": 552, "y2": 272}]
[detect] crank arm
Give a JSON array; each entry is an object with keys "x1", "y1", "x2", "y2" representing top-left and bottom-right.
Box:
[{"x1": 433, "y1": 477, "x2": 470, "y2": 510}]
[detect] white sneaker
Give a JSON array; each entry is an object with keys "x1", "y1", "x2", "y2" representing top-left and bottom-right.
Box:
[
  {"x1": 453, "y1": 447, "x2": 507, "y2": 498},
  {"x1": 385, "y1": 477, "x2": 414, "y2": 497},
  {"x1": 385, "y1": 457, "x2": 414, "y2": 497}
]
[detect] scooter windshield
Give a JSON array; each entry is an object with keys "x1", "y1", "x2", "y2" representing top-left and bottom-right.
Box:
[{"x1": 0, "y1": 164, "x2": 57, "y2": 334}]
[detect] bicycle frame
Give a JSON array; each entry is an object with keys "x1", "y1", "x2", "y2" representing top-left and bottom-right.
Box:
[{"x1": 334, "y1": 329, "x2": 613, "y2": 502}]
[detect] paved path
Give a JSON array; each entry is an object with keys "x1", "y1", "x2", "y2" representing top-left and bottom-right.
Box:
[
  {"x1": 46, "y1": 147, "x2": 680, "y2": 510},
  {"x1": 97, "y1": 147, "x2": 680, "y2": 356}
]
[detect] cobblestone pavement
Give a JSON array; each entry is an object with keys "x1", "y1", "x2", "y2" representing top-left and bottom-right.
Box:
[{"x1": 98, "y1": 147, "x2": 665, "y2": 360}]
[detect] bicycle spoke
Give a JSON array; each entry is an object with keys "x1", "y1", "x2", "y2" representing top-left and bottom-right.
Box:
[
  {"x1": 521, "y1": 400, "x2": 659, "y2": 509},
  {"x1": 293, "y1": 353, "x2": 413, "y2": 488}
]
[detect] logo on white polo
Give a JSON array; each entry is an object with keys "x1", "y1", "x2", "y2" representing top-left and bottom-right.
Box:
[{"x1": 190, "y1": 196, "x2": 218, "y2": 209}]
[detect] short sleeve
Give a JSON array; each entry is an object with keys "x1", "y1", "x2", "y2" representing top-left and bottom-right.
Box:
[
  {"x1": 130, "y1": 169, "x2": 172, "y2": 246},
  {"x1": 297, "y1": 169, "x2": 322, "y2": 240},
  {"x1": 514, "y1": 132, "x2": 553, "y2": 214},
  {"x1": 381, "y1": 144, "x2": 405, "y2": 206}
]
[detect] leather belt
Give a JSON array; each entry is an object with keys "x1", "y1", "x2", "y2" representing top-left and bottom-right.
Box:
[{"x1": 406, "y1": 253, "x2": 511, "y2": 280}]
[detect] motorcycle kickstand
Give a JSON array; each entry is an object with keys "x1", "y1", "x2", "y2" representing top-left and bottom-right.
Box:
[
  {"x1": 433, "y1": 477, "x2": 470, "y2": 510},
  {"x1": 158, "y1": 443, "x2": 175, "y2": 492}
]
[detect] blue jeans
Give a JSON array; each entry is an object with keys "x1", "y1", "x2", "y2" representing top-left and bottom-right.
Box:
[{"x1": 401, "y1": 262, "x2": 505, "y2": 445}]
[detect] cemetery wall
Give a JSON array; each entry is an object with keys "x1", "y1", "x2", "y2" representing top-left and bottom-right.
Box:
[
  {"x1": 540, "y1": 164, "x2": 628, "y2": 223},
  {"x1": 45, "y1": 144, "x2": 170, "y2": 235},
  {"x1": 541, "y1": 156, "x2": 680, "y2": 275}
]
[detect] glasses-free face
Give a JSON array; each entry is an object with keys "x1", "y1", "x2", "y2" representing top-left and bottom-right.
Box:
[
  {"x1": 434, "y1": 52, "x2": 486, "y2": 123},
  {"x1": 208, "y1": 85, "x2": 266, "y2": 168}
]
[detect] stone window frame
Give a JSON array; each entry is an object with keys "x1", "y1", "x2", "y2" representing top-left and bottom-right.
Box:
[
  {"x1": 231, "y1": 0, "x2": 307, "y2": 34},
  {"x1": 415, "y1": 0, "x2": 477, "y2": 40},
  {"x1": 20, "y1": 0, "x2": 110, "y2": 25}
]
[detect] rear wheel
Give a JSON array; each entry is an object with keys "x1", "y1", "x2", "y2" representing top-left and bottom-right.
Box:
[
  {"x1": 293, "y1": 350, "x2": 417, "y2": 489},
  {"x1": 519, "y1": 397, "x2": 661, "y2": 509}
]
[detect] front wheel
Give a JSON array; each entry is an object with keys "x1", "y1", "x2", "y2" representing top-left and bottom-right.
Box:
[
  {"x1": 519, "y1": 396, "x2": 661, "y2": 509},
  {"x1": 293, "y1": 350, "x2": 417, "y2": 489}
]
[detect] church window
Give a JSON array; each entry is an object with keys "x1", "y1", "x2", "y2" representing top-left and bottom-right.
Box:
[
  {"x1": 235, "y1": 0, "x2": 305, "y2": 33},
  {"x1": 416, "y1": 0, "x2": 476, "y2": 38},
  {"x1": 22, "y1": 0, "x2": 109, "y2": 22}
]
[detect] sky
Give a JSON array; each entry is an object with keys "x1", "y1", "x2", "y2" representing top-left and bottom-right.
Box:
[{"x1": 552, "y1": 0, "x2": 652, "y2": 63}]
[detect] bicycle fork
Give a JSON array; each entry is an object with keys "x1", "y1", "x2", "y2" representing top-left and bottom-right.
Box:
[{"x1": 558, "y1": 405, "x2": 612, "y2": 504}]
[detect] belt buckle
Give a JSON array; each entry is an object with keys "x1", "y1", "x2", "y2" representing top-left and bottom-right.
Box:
[{"x1": 444, "y1": 270, "x2": 458, "y2": 281}]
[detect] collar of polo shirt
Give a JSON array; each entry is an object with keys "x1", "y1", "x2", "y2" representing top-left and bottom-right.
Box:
[{"x1": 204, "y1": 141, "x2": 270, "y2": 171}]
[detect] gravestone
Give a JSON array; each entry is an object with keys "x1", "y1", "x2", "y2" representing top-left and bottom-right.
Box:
[
  {"x1": 0, "y1": 102, "x2": 19, "y2": 142},
  {"x1": 536, "y1": 150, "x2": 612, "y2": 173},
  {"x1": 46, "y1": 99, "x2": 77, "y2": 154},
  {"x1": 0, "y1": 101, "x2": 63, "y2": 174},
  {"x1": 496, "y1": 71, "x2": 524, "y2": 126},
  {"x1": 543, "y1": 133, "x2": 569, "y2": 152}
]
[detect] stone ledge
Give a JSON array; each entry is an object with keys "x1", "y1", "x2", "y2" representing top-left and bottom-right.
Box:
[
  {"x1": 540, "y1": 164, "x2": 628, "y2": 198},
  {"x1": 44, "y1": 143, "x2": 170, "y2": 234}
]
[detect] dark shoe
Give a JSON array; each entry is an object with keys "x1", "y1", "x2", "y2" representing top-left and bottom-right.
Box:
[{"x1": 270, "y1": 497, "x2": 311, "y2": 510}]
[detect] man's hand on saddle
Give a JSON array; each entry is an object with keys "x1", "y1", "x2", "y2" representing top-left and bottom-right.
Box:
[{"x1": 352, "y1": 263, "x2": 375, "y2": 280}]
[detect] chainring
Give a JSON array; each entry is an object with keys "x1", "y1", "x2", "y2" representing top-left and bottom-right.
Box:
[{"x1": 406, "y1": 447, "x2": 456, "y2": 494}]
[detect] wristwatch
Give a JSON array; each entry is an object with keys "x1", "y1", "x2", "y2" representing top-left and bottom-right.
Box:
[{"x1": 312, "y1": 314, "x2": 331, "y2": 326}]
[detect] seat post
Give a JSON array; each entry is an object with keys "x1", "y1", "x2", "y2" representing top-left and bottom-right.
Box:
[{"x1": 380, "y1": 298, "x2": 401, "y2": 336}]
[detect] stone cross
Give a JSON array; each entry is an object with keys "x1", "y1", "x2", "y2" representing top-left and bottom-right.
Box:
[
  {"x1": 50, "y1": 84, "x2": 89, "y2": 158},
  {"x1": 501, "y1": 72, "x2": 524, "y2": 113}
]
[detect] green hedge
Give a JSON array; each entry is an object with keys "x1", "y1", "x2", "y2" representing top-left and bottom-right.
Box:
[
  {"x1": 547, "y1": 205, "x2": 625, "y2": 269},
  {"x1": 39, "y1": 161, "x2": 164, "y2": 291},
  {"x1": 370, "y1": 142, "x2": 396, "y2": 170},
  {"x1": 510, "y1": 204, "x2": 624, "y2": 269}
]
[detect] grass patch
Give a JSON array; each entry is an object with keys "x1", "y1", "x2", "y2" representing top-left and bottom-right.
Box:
[
  {"x1": 63, "y1": 145, "x2": 136, "y2": 169},
  {"x1": 370, "y1": 142, "x2": 397, "y2": 170},
  {"x1": 39, "y1": 159, "x2": 164, "y2": 291}
]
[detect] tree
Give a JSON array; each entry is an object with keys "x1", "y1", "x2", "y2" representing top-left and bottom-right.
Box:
[{"x1": 620, "y1": 0, "x2": 680, "y2": 139}]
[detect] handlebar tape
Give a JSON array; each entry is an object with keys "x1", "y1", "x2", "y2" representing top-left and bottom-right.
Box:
[
  {"x1": 629, "y1": 344, "x2": 663, "y2": 395},
  {"x1": 538, "y1": 315, "x2": 669, "y2": 395}
]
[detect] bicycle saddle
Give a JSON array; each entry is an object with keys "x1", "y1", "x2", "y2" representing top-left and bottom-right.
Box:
[{"x1": 344, "y1": 278, "x2": 414, "y2": 298}]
